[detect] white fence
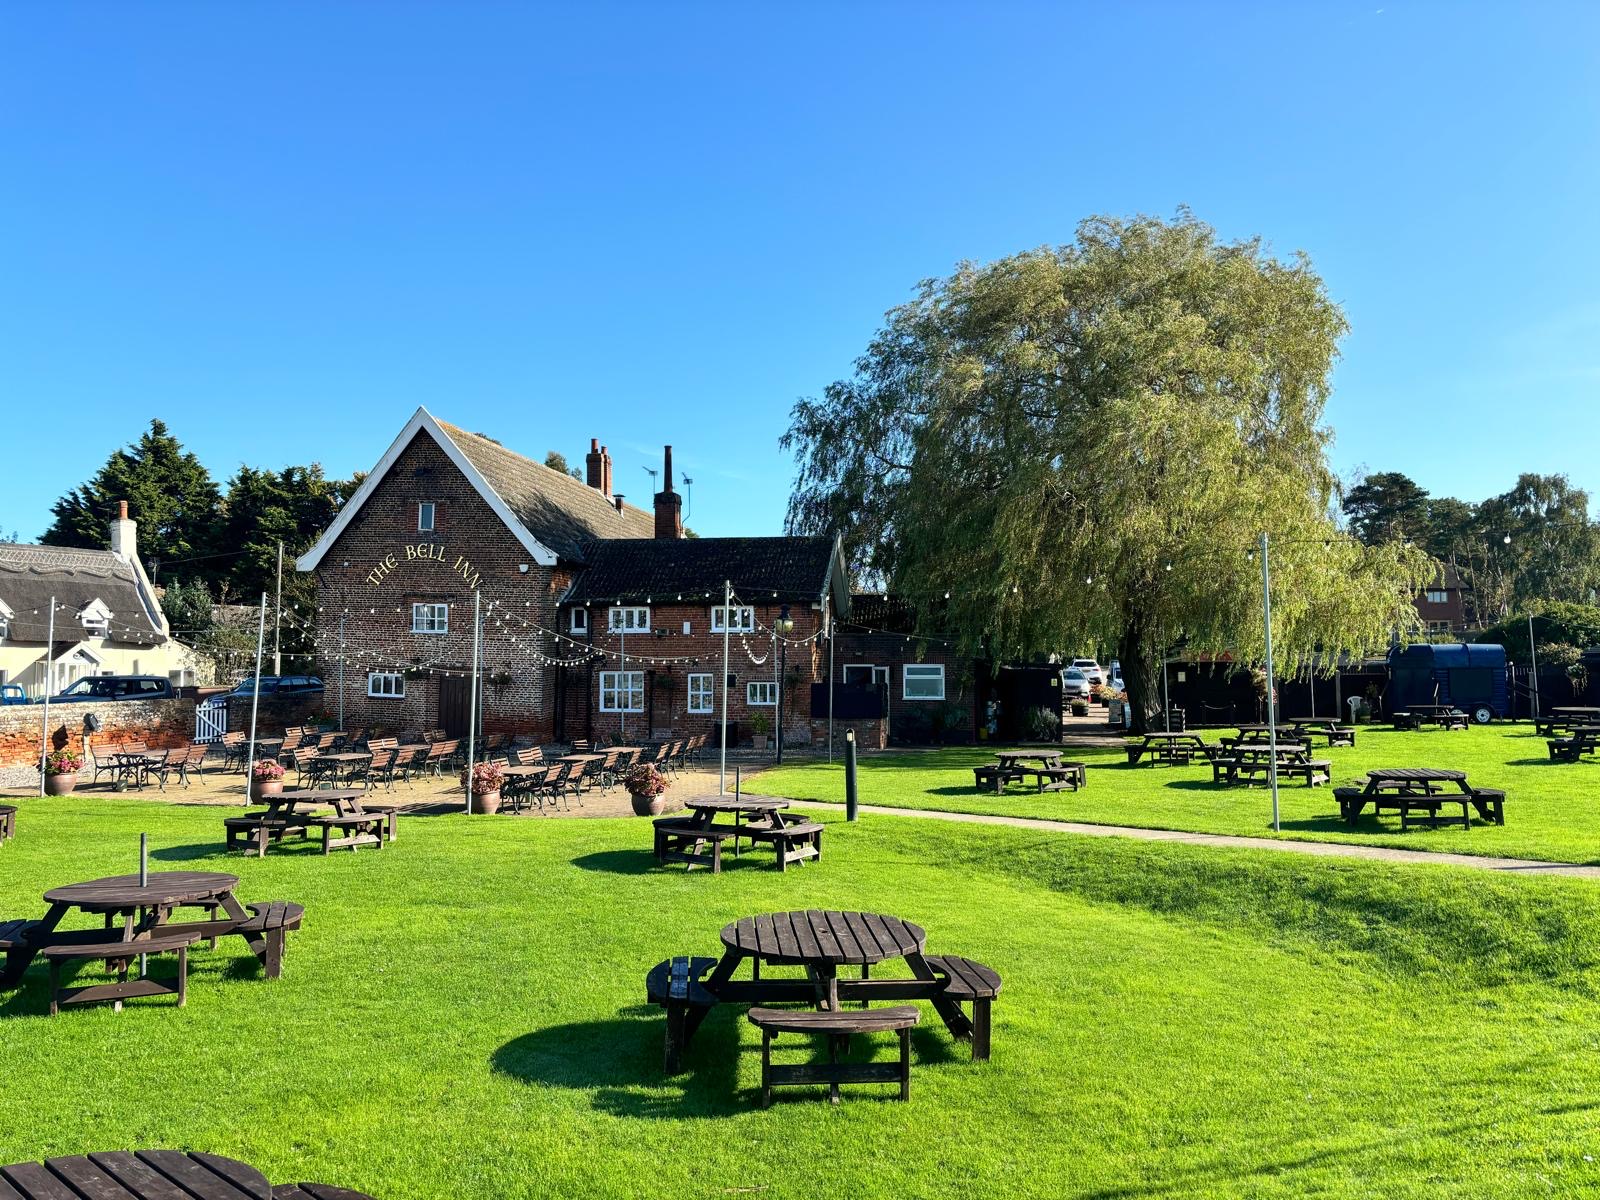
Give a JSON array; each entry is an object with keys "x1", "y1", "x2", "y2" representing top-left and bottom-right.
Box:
[{"x1": 194, "y1": 696, "x2": 228, "y2": 743}]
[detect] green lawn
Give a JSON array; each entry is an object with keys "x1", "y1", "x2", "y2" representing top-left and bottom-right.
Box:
[
  {"x1": 2, "y1": 797, "x2": 1599, "y2": 1197},
  {"x1": 755, "y1": 724, "x2": 1600, "y2": 864}
]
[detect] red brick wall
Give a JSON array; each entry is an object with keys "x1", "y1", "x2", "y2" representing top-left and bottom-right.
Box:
[
  {"x1": 0, "y1": 697, "x2": 198, "y2": 784},
  {"x1": 556, "y1": 600, "x2": 828, "y2": 745},
  {"x1": 309, "y1": 431, "x2": 565, "y2": 739},
  {"x1": 831, "y1": 633, "x2": 977, "y2": 742}
]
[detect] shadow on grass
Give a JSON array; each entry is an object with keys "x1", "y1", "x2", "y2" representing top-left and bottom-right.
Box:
[
  {"x1": 492, "y1": 1007, "x2": 746, "y2": 1118},
  {"x1": 570, "y1": 850, "x2": 659, "y2": 876},
  {"x1": 149, "y1": 842, "x2": 230, "y2": 863}
]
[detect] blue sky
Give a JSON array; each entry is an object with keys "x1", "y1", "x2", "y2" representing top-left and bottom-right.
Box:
[{"x1": 3, "y1": 1, "x2": 1597, "y2": 542}]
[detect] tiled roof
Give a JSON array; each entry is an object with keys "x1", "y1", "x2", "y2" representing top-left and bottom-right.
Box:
[
  {"x1": 0, "y1": 542, "x2": 165, "y2": 643},
  {"x1": 436, "y1": 421, "x2": 653, "y2": 561},
  {"x1": 561, "y1": 537, "x2": 841, "y2": 606}
]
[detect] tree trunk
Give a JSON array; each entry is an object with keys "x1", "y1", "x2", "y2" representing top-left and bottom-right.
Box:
[{"x1": 1119, "y1": 617, "x2": 1161, "y2": 735}]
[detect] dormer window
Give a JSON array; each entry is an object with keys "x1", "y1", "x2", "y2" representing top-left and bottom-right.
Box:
[
  {"x1": 418, "y1": 501, "x2": 436, "y2": 533},
  {"x1": 79, "y1": 598, "x2": 113, "y2": 637},
  {"x1": 570, "y1": 607, "x2": 589, "y2": 635},
  {"x1": 0, "y1": 599, "x2": 11, "y2": 643}
]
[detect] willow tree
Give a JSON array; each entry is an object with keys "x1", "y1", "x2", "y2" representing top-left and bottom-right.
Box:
[{"x1": 784, "y1": 212, "x2": 1429, "y2": 731}]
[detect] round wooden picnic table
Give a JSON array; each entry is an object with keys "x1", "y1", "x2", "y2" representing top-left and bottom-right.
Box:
[
  {"x1": 686, "y1": 796, "x2": 789, "y2": 814},
  {"x1": 719, "y1": 910, "x2": 931, "y2": 1010},
  {"x1": 1364, "y1": 766, "x2": 1469, "y2": 792},
  {"x1": 0, "y1": 1149, "x2": 271, "y2": 1199},
  {"x1": 45, "y1": 870, "x2": 240, "y2": 911}
]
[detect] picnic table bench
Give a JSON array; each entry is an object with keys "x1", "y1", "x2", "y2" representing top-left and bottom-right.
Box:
[
  {"x1": 0, "y1": 871, "x2": 304, "y2": 1011},
  {"x1": 0, "y1": 1150, "x2": 378, "y2": 1199},
  {"x1": 0, "y1": 804, "x2": 14, "y2": 846},
  {"x1": 1125, "y1": 732, "x2": 1216, "y2": 766},
  {"x1": 1392, "y1": 705, "x2": 1469, "y2": 731},
  {"x1": 1548, "y1": 725, "x2": 1600, "y2": 761},
  {"x1": 748, "y1": 1004, "x2": 918, "y2": 1106},
  {"x1": 1535, "y1": 707, "x2": 1600, "y2": 737},
  {"x1": 1286, "y1": 718, "x2": 1357, "y2": 747},
  {"x1": 654, "y1": 796, "x2": 820, "y2": 873},
  {"x1": 648, "y1": 910, "x2": 1001, "y2": 1090},
  {"x1": 225, "y1": 790, "x2": 393, "y2": 857},
  {"x1": 1021, "y1": 761, "x2": 1088, "y2": 792},
  {"x1": 1334, "y1": 768, "x2": 1505, "y2": 831},
  {"x1": 1212, "y1": 745, "x2": 1331, "y2": 787}
]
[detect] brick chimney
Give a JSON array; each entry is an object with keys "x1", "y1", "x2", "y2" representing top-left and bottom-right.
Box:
[
  {"x1": 109, "y1": 500, "x2": 137, "y2": 562},
  {"x1": 654, "y1": 445, "x2": 683, "y2": 540},
  {"x1": 585, "y1": 438, "x2": 612, "y2": 497}
]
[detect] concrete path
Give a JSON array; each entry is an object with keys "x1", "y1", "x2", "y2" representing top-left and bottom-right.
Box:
[{"x1": 796, "y1": 801, "x2": 1600, "y2": 878}]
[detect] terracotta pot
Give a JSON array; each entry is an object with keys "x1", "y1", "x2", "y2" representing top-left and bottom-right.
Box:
[
  {"x1": 250, "y1": 778, "x2": 284, "y2": 802},
  {"x1": 630, "y1": 790, "x2": 669, "y2": 817},
  {"x1": 44, "y1": 773, "x2": 77, "y2": 796},
  {"x1": 472, "y1": 788, "x2": 502, "y2": 815}
]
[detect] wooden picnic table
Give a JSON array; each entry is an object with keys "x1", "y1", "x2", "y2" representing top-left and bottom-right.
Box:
[
  {"x1": 1125, "y1": 731, "x2": 1210, "y2": 765},
  {"x1": 656, "y1": 795, "x2": 818, "y2": 872},
  {"x1": 0, "y1": 1150, "x2": 272, "y2": 1199},
  {"x1": 1336, "y1": 767, "x2": 1505, "y2": 829},
  {"x1": 1286, "y1": 717, "x2": 1341, "y2": 729},
  {"x1": 995, "y1": 749, "x2": 1064, "y2": 768},
  {"x1": 226, "y1": 788, "x2": 392, "y2": 856}
]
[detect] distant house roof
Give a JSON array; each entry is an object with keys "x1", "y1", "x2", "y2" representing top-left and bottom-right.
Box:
[
  {"x1": 560, "y1": 537, "x2": 849, "y2": 612},
  {"x1": 0, "y1": 543, "x2": 166, "y2": 644},
  {"x1": 297, "y1": 408, "x2": 654, "y2": 571}
]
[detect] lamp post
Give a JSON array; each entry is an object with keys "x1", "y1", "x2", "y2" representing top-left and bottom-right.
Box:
[{"x1": 775, "y1": 604, "x2": 795, "y2": 765}]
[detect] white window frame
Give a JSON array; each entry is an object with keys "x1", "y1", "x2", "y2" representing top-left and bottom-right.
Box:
[
  {"x1": 600, "y1": 669, "x2": 644, "y2": 712},
  {"x1": 710, "y1": 605, "x2": 755, "y2": 633},
  {"x1": 418, "y1": 501, "x2": 436, "y2": 533},
  {"x1": 79, "y1": 598, "x2": 112, "y2": 637},
  {"x1": 0, "y1": 599, "x2": 11, "y2": 643},
  {"x1": 570, "y1": 607, "x2": 589, "y2": 635},
  {"x1": 903, "y1": 663, "x2": 946, "y2": 700},
  {"x1": 411, "y1": 603, "x2": 449, "y2": 634},
  {"x1": 1424, "y1": 589, "x2": 1449, "y2": 604},
  {"x1": 608, "y1": 606, "x2": 650, "y2": 633},
  {"x1": 843, "y1": 663, "x2": 888, "y2": 688},
  {"x1": 688, "y1": 672, "x2": 715, "y2": 714},
  {"x1": 747, "y1": 680, "x2": 778, "y2": 706},
  {"x1": 368, "y1": 671, "x2": 405, "y2": 698}
]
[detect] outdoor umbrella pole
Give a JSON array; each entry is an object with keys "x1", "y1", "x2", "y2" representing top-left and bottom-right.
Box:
[
  {"x1": 465, "y1": 590, "x2": 481, "y2": 813},
  {"x1": 244, "y1": 593, "x2": 267, "y2": 809}
]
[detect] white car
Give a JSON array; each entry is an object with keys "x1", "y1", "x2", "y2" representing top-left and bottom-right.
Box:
[
  {"x1": 1062, "y1": 667, "x2": 1091, "y2": 698},
  {"x1": 1070, "y1": 658, "x2": 1105, "y2": 686}
]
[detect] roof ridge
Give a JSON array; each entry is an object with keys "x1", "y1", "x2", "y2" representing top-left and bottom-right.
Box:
[{"x1": 435, "y1": 420, "x2": 654, "y2": 522}]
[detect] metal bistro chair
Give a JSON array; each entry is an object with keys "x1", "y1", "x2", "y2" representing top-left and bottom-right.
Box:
[
  {"x1": 219, "y1": 731, "x2": 249, "y2": 773},
  {"x1": 362, "y1": 747, "x2": 398, "y2": 791},
  {"x1": 392, "y1": 743, "x2": 427, "y2": 782},
  {"x1": 291, "y1": 745, "x2": 326, "y2": 791},
  {"x1": 504, "y1": 765, "x2": 547, "y2": 814},
  {"x1": 537, "y1": 761, "x2": 575, "y2": 813}
]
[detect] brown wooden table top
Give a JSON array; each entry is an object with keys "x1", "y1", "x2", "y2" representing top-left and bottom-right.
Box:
[
  {"x1": 686, "y1": 796, "x2": 790, "y2": 813},
  {"x1": 721, "y1": 910, "x2": 926, "y2": 967},
  {"x1": 558, "y1": 753, "x2": 604, "y2": 763},
  {"x1": 1367, "y1": 767, "x2": 1467, "y2": 781},
  {"x1": 314, "y1": 752, "x2": 370, "y2": 763},
  {"x1": 44, "y1": 870, "x2": 240, "y2": 909},
  {"x1": 1137, "y1": 732, "x2": 1204, "y2": 742},
  {"x1": 501, "y1": 764, "x2": 549, "y2": 776},
  {"x1": 0, "y1": 1150, "x2": 270, "y2": 1199},
  {"x1": 274, "y1": 788, "x2": 366, "y2": 802}
]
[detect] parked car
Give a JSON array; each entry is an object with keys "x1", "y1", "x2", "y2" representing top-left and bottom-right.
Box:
[
  {"x1": 227, "y1": 675, "x2": 325, "y2": 697},
  {"x1": 52, "y1": 675, "x2": 176, "y2": 702},
  {"x1": 0, "y1": 684, "x2": 29, "y2": 705},
  {"x1": 1070, "y1": 658, "x2": 1106, "y2": 686},
  {"x1": 1062, "y1": 667, "x2": 1091, "y2": 699}
]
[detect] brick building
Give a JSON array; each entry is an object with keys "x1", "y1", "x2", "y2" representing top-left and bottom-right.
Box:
[
  {"x1": 1414, "y1": 565, "x2": 1475, "y2": 636},
  {"x1": 297, "y1": 408, "x2": 892, "y2": 745}
]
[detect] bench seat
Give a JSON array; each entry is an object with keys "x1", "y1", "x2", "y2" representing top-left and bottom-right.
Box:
[
  {"x1": 647, "y1": 955, "x2": 720, "y2": 1074},
  {"x1": 925, "y1": 953, "x2": 1002, "y2": 1059},
  {"x1": 272, "y1": 1186, "x2": 379, "y2": 1199},
  {"x1": 748, "y1": 1005, "x2": 919, "y2": 1106},
  {"x1": 236, "y1": 901, "x2": 304, "y2": 978},
  {"x1": 0, "y1": 803, "x2": 15, "y2": 844},
  {"x1": 306, "y1": 814, "x2": 385, "y2": 854},
  {"x1": 39, "y1": 931, "x2": 200, "y2": 1015},
  {"x1": 743, "y1": 820, "x2": 823, "y2": 870},
  {"x1": 654, "y1": 822, "x2": 737, "y2": 873}
]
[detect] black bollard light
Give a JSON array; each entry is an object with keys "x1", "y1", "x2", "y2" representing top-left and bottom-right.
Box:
[{"x1": 844, "y1": 728, "x2": 858, "y2": 821}]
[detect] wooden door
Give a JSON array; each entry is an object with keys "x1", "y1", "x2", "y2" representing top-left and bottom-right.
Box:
[{"x1": 438, "y1": 674, "x2": 476, "y2": 737}]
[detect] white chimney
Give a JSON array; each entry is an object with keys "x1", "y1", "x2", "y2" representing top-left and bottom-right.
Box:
[{"x1": 110, "y1": 500, "x2": 137, "y2": 562}]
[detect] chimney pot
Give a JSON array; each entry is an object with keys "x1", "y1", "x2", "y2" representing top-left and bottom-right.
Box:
[
  {"x1": 585, "y1": 438, "x2": 607, "y2": 495},
  {"x1": 653, "y1": 445, "x2": 684, "y2": 539},
  {"x1": 614, "y1": 493, "x2": 624, "y2": 513},
  {"x1": 118, "y1": 500, "x2": 128, "y2": 520}
]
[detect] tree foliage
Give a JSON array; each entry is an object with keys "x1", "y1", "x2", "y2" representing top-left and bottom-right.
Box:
[
  {"x1": 42, "y1": 420, "x2": 223, "y2": 580},
  {"x1": 784, "y1": 212, "x2": 1429, "y2": 730},
  {"x1": 1476, "y1": 601, "x2": 1600, "y2": 663},
  {"x1": 544, "y1": 450, "x2": 583, "y2": 480}
]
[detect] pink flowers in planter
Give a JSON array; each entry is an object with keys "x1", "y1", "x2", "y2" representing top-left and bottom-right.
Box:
[
  {"x1": 44, "y1": 749, "x2": 84, "y2": 776},
  {"x1": 251, "y1": 759, "x2": 286, "y2": 781}
]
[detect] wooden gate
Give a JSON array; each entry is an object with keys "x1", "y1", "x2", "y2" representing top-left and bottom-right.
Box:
[{"x1": 194, "y1": 696, "x2": 228, "y2": 743}]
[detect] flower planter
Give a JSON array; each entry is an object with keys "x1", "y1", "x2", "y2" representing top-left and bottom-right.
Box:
[
  {"x1": 250, "y1": 779, "x2": 284, "y2": 802},
  {"x1": 472, "y1": 788, "x2": 502, "y2": 815},
  {"x1": 752, "y1": 734, "x2": 769, "y2": 752},
  {"x1": 630, "y1": 789, "x2": 670, "y2": 817},
  {"x1": 44, "y1": 773, "x2": 78, "y2": 796}
]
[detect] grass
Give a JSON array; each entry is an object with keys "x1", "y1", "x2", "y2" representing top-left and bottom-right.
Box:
[
  {"x1": 1, "y1": 796, "x2": 1599, "y2": 1197},
  {"x1": 753, "y1": 723, "x2": 1600, "y2": 865}
]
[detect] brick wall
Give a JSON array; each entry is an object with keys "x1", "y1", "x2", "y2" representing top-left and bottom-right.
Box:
[
  {"x1": 310, "y1": 431, "x2": 564, "y2": 740},
  {"x1": 831, "y1": 632, "x2": 977, "y2": 743},
  {"x1": 556, "y1": 600, "x2": 828, "y2": 745},
  {"x1": 0, "y1": 697, "x2": 198, "y2": 786}
]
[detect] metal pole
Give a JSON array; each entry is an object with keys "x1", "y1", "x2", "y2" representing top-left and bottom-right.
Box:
[
  {"x1": 1260, "y1": 533, "x2": 1280, "y2": 833},
  {"x1": 719, "y1": 580, "x2": 731, "y2": 795},
  {"x1": 620, "y1": 623, "x2": 626, "y2": 743},
  {"x1": 38, "y1": 596, "x2": 55, "y2": 797},
  {"x1": 138, "y1": 832, "x2": 148, "y2": 977},
  {"x1": 776, "y1": 637, "x2": 786, "y2": 766},
  {"x1": 244, "y1": 592, "x2": 267, "y2": 808},
  {"x1": 1161, "y1": 649, "x2": 1170, "y2": 733},
  {"x1": 844, "y1": 728, "x2": 858, "y2": 821},
  {"x1": 272, "y1": 541, "x2": 283, "y2": 677},
  {"x1": 771, "y1": 624, "x2": 778, "y2": 760},
  {"x1": 1529, "y1": 613, "x2": 1541, "y2": 721},
  {"x1": 337, "y1": 610, "x2": 346, "y2": 732},
  {"x1": 466, "y1": 591, "x2": 481, "y2": 813},
  {"x1": 1309, "y1": 661, "x2": 1316, "y2": 718}
]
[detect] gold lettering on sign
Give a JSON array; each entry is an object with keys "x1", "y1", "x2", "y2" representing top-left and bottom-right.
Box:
[{"x1": 366, "y1": 544, "x2": 478, "y2": 589}]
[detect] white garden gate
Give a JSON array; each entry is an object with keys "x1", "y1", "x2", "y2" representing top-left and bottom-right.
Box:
[{"x1": 194, "y1": 695, "x2": 228, "y2": 743}]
